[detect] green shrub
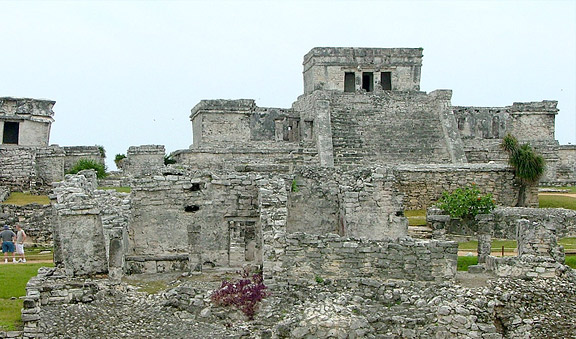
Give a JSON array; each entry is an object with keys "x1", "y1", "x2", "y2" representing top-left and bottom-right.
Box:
[
  {"x1": 291, "y1": 179, "x2": 299, "y2": 192},
  {"x1": 66, "y1": 159, "x2": 107, "y2": 179},
  {"x1": 96, "y1": 145, "x2": 106, "y2": 158},
  {"x1": 437, "y1": 185, "x2": 495, "y2": 220},
  {"x1": 164, "y1": 154, "x2": 176, "y2": 165}
]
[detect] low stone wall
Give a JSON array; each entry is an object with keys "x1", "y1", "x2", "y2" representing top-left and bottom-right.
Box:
[
  {"x1": 125, "y1": 254, "x2": 189, "y2": 274},
  {"x1": 395, "y1": 163, "x2": 530, "y2": 210},
  {"x1": 172, "y1": 144, "x2": 318, "y2": 172},
  {"x1": 22, "y1": 267, "x2": 103, "y2": 339},
  {"x1": 485, "y1": 255, "x2": 566, "y2": 279},
  {"x1": 275, "y1": 233, "x2": 457, "y2": 284}
]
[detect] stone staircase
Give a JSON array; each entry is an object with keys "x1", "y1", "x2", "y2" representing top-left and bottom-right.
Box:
[{"x1": 408, "y1": 225, "x2": 434, "y2": 239}]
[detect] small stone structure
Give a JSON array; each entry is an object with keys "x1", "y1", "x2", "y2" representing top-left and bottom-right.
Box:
[{"x1": 0, "y1": 97, "x2": 54, "y2": 147}]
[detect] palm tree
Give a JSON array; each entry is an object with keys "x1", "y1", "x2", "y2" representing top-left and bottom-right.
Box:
[{"x1": 501, "y1": 134, "x2": 546, "y2": 206}]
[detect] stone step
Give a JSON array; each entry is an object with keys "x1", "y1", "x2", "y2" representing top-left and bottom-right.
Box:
[{"x1": 408, "y1": 225, "x2": 433, "y2": 239}]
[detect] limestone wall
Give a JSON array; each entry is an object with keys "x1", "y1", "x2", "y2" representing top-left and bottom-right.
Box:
[
  {"x1": 122, "y1": 145, "x2": 165, "y2": 178},
  {"x1": 0, "y1": 145, "x2": 65, "y2": 192},
  {"x1": 396, "y1": 164, "x2": 529, "y2": 210},
  {"x1": 288, "y1": 166, "x2": 407, "y2": 239},
  {"x1": 129, "y1": 169, "x2": 263, "y2": 273},
  {"x1": 0, "y1": 146, "x2": 36, "y2": 190},
  {"x1": 277, "y1": 233, "x2": 457, "y2": 284},
  {"x1": 35, "y1": 146, "x2": 65, "y2": 189},
  {"x1": 0, "y1": 204, "x2": 53, "y2": 245},
  {"x1": 172, "y1": 144, "x2": 318, "y2": 172},
  {"x1": 555, "y1": 145, "x2": 576, "y2": 184}
]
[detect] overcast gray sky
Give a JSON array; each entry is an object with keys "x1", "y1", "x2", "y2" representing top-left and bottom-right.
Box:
[{"x1": 1, "y1": 0, "x2": 574, "y2": 170}]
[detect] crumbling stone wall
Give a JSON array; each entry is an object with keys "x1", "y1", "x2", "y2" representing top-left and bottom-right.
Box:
[
  {"x1": 396, "y1": 163, "x2": 530, "y2": 210},
  {"x1": 288, "y1": 166, "x2": 407, "y2": 239},
  {"x1": 128, "y1": 169, "x2": 262, "y2": 273}
]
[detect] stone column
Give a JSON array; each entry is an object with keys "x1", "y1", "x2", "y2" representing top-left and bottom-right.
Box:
[
  {"x1": 476, "y1": 214, "x2": 493, "y2": 264},
  {"x1": 258, "y1": 178, "x2": 288, "y2": 285},
  {"x1": 108, "y1": 228, "x2": 124, "y2": 281}
]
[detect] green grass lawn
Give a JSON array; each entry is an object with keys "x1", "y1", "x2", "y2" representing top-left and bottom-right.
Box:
[
  {"x1": 98, "y1": 187, "x2": 131, "y2": 193},
  {"x1": 458, "y1": 239, "x2": 518, "y2": 252},
  {"x1": 1, "y1": 192, "x2": 50, "y2": 206},
  {"x1": 405, "y1": 209, "x2": 426, "y2": 226},
  {"x1": 459, "y1": 238, "x2": 576, "y2": 252},
  {"x1": 0, "y1": 263, "x2": 54, "y2": 331},
  {"x1": 539, "y1": 194, "x2": 576, "y2": 210},
  {"x1": 457, "y1": 256, "x2": 478, "y2": 271}
]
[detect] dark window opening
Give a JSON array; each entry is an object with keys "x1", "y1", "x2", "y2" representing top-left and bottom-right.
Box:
[
  {"x1": 381, "y1": 72, "x2": 392, "y2": 90},
  {"x1": 2, "y1": 122, "x2": 19, "y2": 144},
  {"x1": 185, "y1": 205, "x2": 200, "y2": 213},
  {"x1": 344, "y1": 72, "x2": 355, "y2": 92},
  {"x1": 362, "y1": 72, "x2": 374, "y2": 92},
  {"x1": 189, "y1": 183, "x2": 202, "y2": 191}
]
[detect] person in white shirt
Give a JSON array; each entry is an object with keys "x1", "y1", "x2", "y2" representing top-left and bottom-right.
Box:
[{"x1": 15, "y1": 224, "x2": 27, "y2": 263}]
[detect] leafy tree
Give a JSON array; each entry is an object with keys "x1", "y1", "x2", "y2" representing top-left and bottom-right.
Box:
[{"x1": 500, "y1": 134, "x2": 545, "y2": 206}]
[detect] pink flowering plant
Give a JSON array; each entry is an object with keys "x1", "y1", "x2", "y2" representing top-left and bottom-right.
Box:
[
  {"x1": 210, "y1": 267, "x2": 269, "y2": 320},
  {"x1": 437, "y1": 184, "x2": 495, "y2": 220}
]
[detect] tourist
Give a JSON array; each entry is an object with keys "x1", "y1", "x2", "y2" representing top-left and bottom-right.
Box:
[
  {"x1": 15, "y1": 225, "x2": 27, "y2": 263},
  {"x1": 0, "y1": 225, "x2": 16, "y2": 264}
]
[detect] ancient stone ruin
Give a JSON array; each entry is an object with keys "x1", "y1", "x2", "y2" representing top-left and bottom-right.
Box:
[{"x1": 1, "y1": 48, "x2": 576, "y2": 338}]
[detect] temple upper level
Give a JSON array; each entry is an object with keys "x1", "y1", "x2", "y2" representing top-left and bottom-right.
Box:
[{"x1": 302, "y1": 47, "x2": 423, "y2": 94}]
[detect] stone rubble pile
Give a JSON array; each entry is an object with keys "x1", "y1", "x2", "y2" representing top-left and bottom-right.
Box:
[{"x1": 20, "y1": 266, "x2": 576, "y2": 339}]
